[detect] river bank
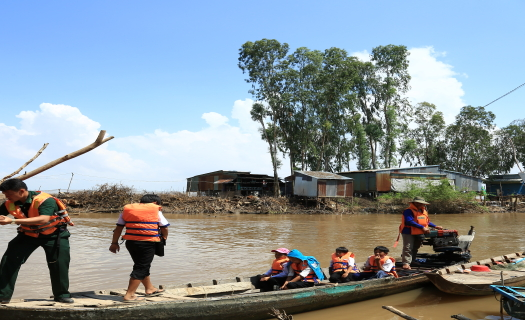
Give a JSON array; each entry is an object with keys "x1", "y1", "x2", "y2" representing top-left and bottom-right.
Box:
[
  {"x1": 59, "y1": 189, "x2": 524, "y2": 214},
  {"x1": 2, "y1": 184, "x2": 522, "y2": 214}
]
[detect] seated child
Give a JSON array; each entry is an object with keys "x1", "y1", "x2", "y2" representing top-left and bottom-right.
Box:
[
  {"x1": 329, "y1": 246, "x2": 360, "y2": 283},
  {"x1": 354, "y1": 246, "x2": 398, "y2": 280},
  {"x1": 281, "y1": 249, "x2": 325, "y2": 290},
  {"x1": 256, "y1": 248, "x2": 290, "y2": 292}
]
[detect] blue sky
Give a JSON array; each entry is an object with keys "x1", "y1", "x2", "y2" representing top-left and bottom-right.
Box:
[{"x1": 1, "y1": 1, "x2": 524, "y2": 192}]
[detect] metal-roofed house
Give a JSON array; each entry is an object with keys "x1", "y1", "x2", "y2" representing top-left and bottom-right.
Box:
[
  {"x1": 485, "y1": 173, "x2": 525, "y2": 196},
  {"x1": 293, "y1": 171, "x2": 353, "y2": 198},
  {"x1": 338, "y1": 165, "x2": 481, "y2": 196},
  {"x1": 186, "y1": 170, "x2": 281, "y2": 196}
]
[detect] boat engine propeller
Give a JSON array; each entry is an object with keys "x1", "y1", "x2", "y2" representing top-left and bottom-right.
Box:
[{"x1": 415, "y1": 226, "x2": 475, "y2": 267}]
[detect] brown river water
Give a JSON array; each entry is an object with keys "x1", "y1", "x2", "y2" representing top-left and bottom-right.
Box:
[{"x1": 0, "y1": 211, "x2": 523, "y2": 319}]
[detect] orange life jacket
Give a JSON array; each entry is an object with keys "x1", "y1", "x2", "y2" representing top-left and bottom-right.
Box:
[
  {"x1": 4, "y1": 191, "x2": 74, "y2": 238},
  {"x1": 122, "y1": 203, "x2": 161, "y2": 242},
  {"x1": 398, "y1": 203, "x2": 429, "y2": 235},
  {"x1": 331, "y1": 252, "x2": 359, "y2": 273},
  {"x1": 291, "y1": 261, "x2": 318, "y2": 283},
  {"x1": 271, "y1": 257, "x2": 289, "y2": 275},
  {"x1": 364, "y1": 255, "x2": 398, "y2": 278}
]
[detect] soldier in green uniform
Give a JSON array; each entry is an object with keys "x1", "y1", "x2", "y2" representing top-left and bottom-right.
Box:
[{"x1": 0, "y1": 179, "x2": 74, "y2": 303}]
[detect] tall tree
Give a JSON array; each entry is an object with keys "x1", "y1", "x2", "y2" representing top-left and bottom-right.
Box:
[
  {"x1": 404, "y1": 102, "x2": 446, "y2": 166},
  {"x1": 238, "y1": 39, "x2": 289, "y2": 196},
  {"x1": 495, "y1": 119, "x2": 525, "y2": 172},
  {"x1": 443, "y1": 106, "x2": 496, "y2": 177},
  {"x1": 353, "y1": 45, "x2": 411, "y2": 169}
]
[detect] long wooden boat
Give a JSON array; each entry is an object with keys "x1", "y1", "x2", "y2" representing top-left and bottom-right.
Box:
[
  {"x1": 0, "y1": 267, "x2": 434, "y2": 320},
  {"x1": 426, "y1": 251, "x2": 525, "y2": 296}
]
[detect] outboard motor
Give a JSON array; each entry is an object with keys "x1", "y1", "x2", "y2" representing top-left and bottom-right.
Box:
[{"x1": 415, "y1": 226, "x2": 475, "y2": 267}]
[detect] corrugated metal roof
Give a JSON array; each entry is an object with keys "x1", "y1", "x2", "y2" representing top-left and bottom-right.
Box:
[
  {"x1": 187, "y1": 170, "x2": 250, "y2": 179},
  {"x1": 338, "y1": 165, "x2": 439, "y2": 174},
  {"x1": 439, "y1": 169, "x2": 482, "y2": 180},
  {"x1": 295, "y1": 171, "x2": 352, "y2": 180}
]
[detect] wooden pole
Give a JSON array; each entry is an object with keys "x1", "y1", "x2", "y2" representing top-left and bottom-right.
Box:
[
  {"x1": 14, "y1": 130, "x2": 114, "y2": 181},
  {"x1": 67, "y1": 173, "x2": 74, "y2": 193},
  {"x1": 1, "y1": 143, "x2": 49, "y2": 182},
  {"x1": 382, "y1": 306, "x2": 420, "y2": 320}
]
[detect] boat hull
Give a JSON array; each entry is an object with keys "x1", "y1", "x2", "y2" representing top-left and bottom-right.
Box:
[
  {"x1": 426, "y1": 252, "x2": 525, "y2": 296},
  {"x1": 502, "y1": 296, "x2": 525, "y2": 319},
  {"x1": 0, "y1": 275, "x2": 429, "y2": 320}
]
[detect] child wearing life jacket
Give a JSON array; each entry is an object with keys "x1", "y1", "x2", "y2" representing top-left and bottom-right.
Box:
[
  {"x1": 281, "y1": 249, "x2": 325, "y2": 290},
  {"x1": 354, "y1": 246, "x2": 398, "y2": 280},
  {"x1": 328, "y1": 246, "x2": 360, "y2": 283},
  {"x1": 256, "y1": 248, "x2": 290, "y2": 292}
]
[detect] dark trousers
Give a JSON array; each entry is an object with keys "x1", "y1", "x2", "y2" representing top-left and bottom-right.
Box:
[
  {"x1": 329, "y1": 271, "x2": 352, "y2": 283},
  {"x1": 0, "y1": 233, "x2": 71, "y2": 300},
  {"x1": 125, "y1": 240, "x2": 156, "y2": 280},
  {"x1": 257, "y1": 276, "x2": 287, "y2": 292},
  {"x1": 286, "y1": 281, "x2": 315, "y2": 289},
  {"x1": 353, "y1": 271, "x2": 390, "y2": 280}
]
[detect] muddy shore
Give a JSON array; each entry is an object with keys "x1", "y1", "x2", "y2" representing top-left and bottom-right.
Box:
[{"x1": 1, "y1": 189, "x2": 522, "y2": 214}]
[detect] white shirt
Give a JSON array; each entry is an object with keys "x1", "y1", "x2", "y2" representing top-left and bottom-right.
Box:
[
  {"x1": 329, "y1": 257, "x2": 356, "y2": 269},
  {"x1": 116, "y1": 210, "x2": 170, "y2": 227},
  {"x1": 364, "y1": 256, "x2": 394, "y2": 272},
  {"x1": 288, "y1": 263, "x2": 312, "y2": 278}
]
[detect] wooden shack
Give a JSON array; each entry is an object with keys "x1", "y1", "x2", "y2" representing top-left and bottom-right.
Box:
[{"x1": 293, "y1": 171, "x2": 353, "y2": 198}]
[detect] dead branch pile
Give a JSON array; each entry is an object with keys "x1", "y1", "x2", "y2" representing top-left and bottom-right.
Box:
[
  {"x1": 154, "y1": 193, "x2": 297, "y2": 214},
  {"x1": 60, "y1": 183, "x2": 135, "y2": 212},
  {"x1": 48, "y1": 183, "x2": 525, "y2": 214}
]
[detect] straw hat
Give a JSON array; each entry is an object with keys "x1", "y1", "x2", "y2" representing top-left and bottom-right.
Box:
[{"x1": 411, "y1": 196, "x2": 430, "y2": 205}]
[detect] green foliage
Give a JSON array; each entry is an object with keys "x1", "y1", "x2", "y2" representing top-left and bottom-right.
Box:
[
  {"x1": 240, "y1": 39, "x2": 523, "y2": 181},
  {"x1": 378, "y1": 179, "x2": 479, "y2": 213},
  {"x1": 443, "y1": 106, "x2": 497, "y2": 177}
]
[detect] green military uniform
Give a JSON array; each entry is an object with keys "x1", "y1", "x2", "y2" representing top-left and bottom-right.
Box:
[{"x1": 0, "y1": 191, "x2": 71, "y2": 301}]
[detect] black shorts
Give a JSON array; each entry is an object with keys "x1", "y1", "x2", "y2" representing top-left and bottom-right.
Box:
[{"x1": 125, "y1": 240, "x2": 156, "y2": 280}]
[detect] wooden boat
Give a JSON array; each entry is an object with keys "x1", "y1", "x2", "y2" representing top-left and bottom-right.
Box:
[
  {"x1": 0, "y1": 267, "x2": 434, "y2": 320},
  {"x1": 426, "y1": 251, "x2": 525, "y2": 296},
  {"x1": 490, "y1": 285, "x2": 525, "y2": 319}
]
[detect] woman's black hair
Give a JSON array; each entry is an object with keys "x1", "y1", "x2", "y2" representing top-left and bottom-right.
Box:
[
  {"x1": 335, "y1": 247, "x2": 349, "y2": 253},
  {"x1": 140, "y1": 194, "x2": 162, "y2": 205},
  {"x1": 374, "y1": 246, "x2": 389, "y2": 254}
]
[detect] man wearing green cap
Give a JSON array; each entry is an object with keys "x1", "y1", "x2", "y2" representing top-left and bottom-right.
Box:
[{"x1": 398, "y1": 196, "x2": 442, "y2": 270}]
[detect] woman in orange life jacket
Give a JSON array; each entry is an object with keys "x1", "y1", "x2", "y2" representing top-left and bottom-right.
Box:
[
  {"x1": 0, "y1": 179, "x2": 74, "y2": 304},
  {"x1": 109, "y1": 194, "x2": 169, "y2": 302},
  {"x1": 256, "y1": 248, "x2": 290, "y2": 292},
  {"x1": 328, "y1": 246, "x2": 360, "y2": 283},
  {"x1": 399, "y1": 196, "x2": 442, "y2": 270},
  {"x1": 353, "y1": 246, "x2": 398, "y2": 280},
  {"x1": 281, "y1": 249, "x2": 325, "y2": 290}
]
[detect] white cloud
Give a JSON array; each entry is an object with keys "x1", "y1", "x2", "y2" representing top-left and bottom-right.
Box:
[
  {"x1": 406, "y1": 47, "x2": 465, "y2": 123},
  {"x1": 352, "y1": 46, "x2": 466, "y2": 124},
  {"x1": 352, "y1": 50, "x2": 370, "y2": 62},
  {"x1": 201, "y1": 112, "x2": 229, "y2": 127},
  {"x1": 1, "y1": 101, "x2": 290, "y2": 192}
]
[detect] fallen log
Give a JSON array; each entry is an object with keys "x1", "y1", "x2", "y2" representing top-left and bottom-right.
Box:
[{"x1": 382, "y1": 305, "x2": 420, "y2": 320}]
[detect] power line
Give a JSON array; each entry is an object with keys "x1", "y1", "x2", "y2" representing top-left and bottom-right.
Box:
[{"x1": 483, "y1": 81, "x2": 525, "y2": 108}]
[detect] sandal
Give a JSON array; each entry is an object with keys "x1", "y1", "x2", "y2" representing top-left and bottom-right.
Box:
[
  {"x1": 123, "y1": 297, "x2": 145, "y2": 303},
  {"x1": 144, "y1": 289, "x2": 165, "y2": 297}
]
